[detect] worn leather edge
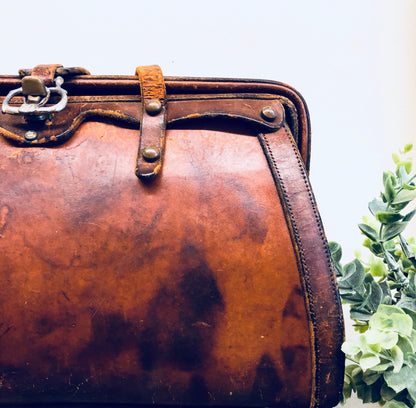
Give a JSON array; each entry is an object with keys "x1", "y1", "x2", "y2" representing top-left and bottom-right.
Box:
[
  {"x1": 258, "y1": 127, "x2": 344, "y2": 408},
  {"x1": 0, "y1": 98, "x2": 284, "y2": 146},
  {"x1": 0, "y1": 75, "x2": 310, "y2": 170}
]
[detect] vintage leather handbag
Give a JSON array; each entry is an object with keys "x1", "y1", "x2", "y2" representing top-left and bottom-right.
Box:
[{"x1": 0, "y1": 65, "x2": 344, "y2": 408}]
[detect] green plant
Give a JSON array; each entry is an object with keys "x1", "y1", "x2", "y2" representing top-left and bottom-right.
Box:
[{"x1": 330, "y1": 144, "x2": 416, "y2": 408}]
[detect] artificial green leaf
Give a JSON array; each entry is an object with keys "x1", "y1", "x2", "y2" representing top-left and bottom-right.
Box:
[
  {"x1": 382, "y1": 222, "x2": 408, "y2": 242},
  {"x1": 402, "y1": 308, "x2": 416, "y2": 330},
  {"x1": 350, "y1": 309, "x2": 372, "y2": 322},
  {"x1": 409, "y1": 352, "x2": 416, "y2": 366},
  {"x1": 328, "y1": 241, "x2": 342, "y2": 263},
  {"x1": 337, "y1": 280, "x2": 352, "y2": 290},
  {"x1": 368, "y1": 341, "x2": 382, "y2": 353},
  {"x1": 342, "y1": 259, "x2": 366, "y2": 288},
  {"x1": 385, "y1": 365, "x2": 416, "y2": 400},
  {"x1": 384, "y1": 369, "x2": 408, "y2": 393},
  {"x1": 392, "y1": 153, "x2": 401, "y2": 165},
  {"x1": 358, "y1": 282, "x2": 374, "y2": 309},
  {"x1": 404, "y1": 143, "x2": 413, "y2": 153},
  {"x1": 408, "y1": 272, "x2": 416, "y2": 294},
  {"x1": 403, "y1": 209, "x2": 416, "y2": 222},
  {"x1": 376, "y1": 211, "x2": 403, "y2": 224},
  {"x1": 343, "y1": 261, "x2": 356, "y2": 278},
  {"x1": 385, "y1": 175, "x2": 397, "y2": 203},
  {"x1": 391, "y1": 313, "x2": 414, "y2": 336},
  {"x1": 363, "y1": 239, "x2": 384, "y2": 256},
  {"x1": 360, "y1": 352, "x2": 381, "y2": 371},
  {"x1": 338, "y1": 287, "x2": 356, "y2": 296},
  {"x1": 402, "y1": 183, "x2": 416, "y2": 190},
  {"x1": 384, "y1": 250, "x2": 400, "y2": 271},
  {"x1": 396, "y1": 335, "x2": 415, "y2": 356},
  {"x1": 386, "y1": 240, "x2": 397, "y2": 253},
  {"x1": 391, "y1": 202, "x2": 410, "y2": 212},
  {"x1": 397, "y1": 296, "x2": 416, "y2": 313},
  {"x1": 342, "y1": 383, "x2": 352, "y2": 402},
  {"x1": 387, "y1": 401, "x2": 410, "y2": 408},
  {"x1": 402, "y1": 257, "x2": 414, "y2": 270},
  {"x1": 369, "y1": 198, "x2": 389, "y2": 216},
  {"x1": 377, "y1": 304, "x2": 406, "y2": 316},
  {"x1": 370, "y1": 281, "x2": 384, "y2": 306},
  {"x1": 398, "y1": 165, "x2": 411, "y2": 184},
  {"x1": 354, "y1": 322, "x2": 371, "y2": 333},
  {"x1": 372, "y1": 361, "x2": 394, "y2": 372},
  {"x1": 359, "y1": 223, "x2": 379, "y2": 242},
  {"x1": 370, "y1": 258, "x2": 388, "y2": 278},
  {"x1": 380, "y1": 281, "x2": 393, "y2": 305},
  {"x1": 391, "y1": 345, "x2": 404, "y2": 372},
  {"x1": 334, "y1": 262, "x2": 343, "y2": 278},
  {"x1": 363, "y1": 371, "x2": 381, "y2": 386},
  {"x1": 404, "y1": 160, "x2": 412, "y2": 174},
  {"x1": 400, "y1": 234, "x2": 416, "y2": 258},
  {"x1": 393, "y1": 189, "x2": 416, "y2": 204},
  {"x1": 370, "y1": 309, "x2": 413, "y2": 337},
  {"x1": 351, "y1": 365, "x2": 363, "y2": 379},
  {"x1": 341, "y1": 341, "x2": 361, "y2": 356},
  {"x1": 406, "y1": 382, "x2": 416, "y2": 405},
  {"x1": 357, "y1": 382, "x2": 373, "y2": 403},
  {"x1": 364, "y1": 328, "x2": 399, "y2": 349},
  {"x1": 384, "y1": 171, "x2": 393, "y2": 186},
  {"x1": 380, "y1": 383, "x2": 398, "y2": 401}
]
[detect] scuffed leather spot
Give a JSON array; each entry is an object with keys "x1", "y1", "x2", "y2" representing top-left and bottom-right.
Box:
[
  {"x1": 0, "y1": 205, "x2": 10, "y2": 234},
  {"x1": 281, "y1": 345, "x2": 309, "y2": 369},
  {"x1": 139, "y1": 245, "x2": 224, "y2": 371},
  {"x1": 79, "y1": 313, "x2": 138, "y2": 361},
  {"x1": 250, "y1": 354, "x2": 282, "y2": 404},
  {"x1": 34, "y1": 316, "x2": 60, "y2": 336},
  {"x1": 187, "y1": 374, "x2": 210, "y2": 404},
  {"x1": 282, "y1": 286, "x2": 304, "y2": 318}
]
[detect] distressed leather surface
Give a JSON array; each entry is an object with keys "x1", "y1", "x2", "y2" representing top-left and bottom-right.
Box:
[{"x1": 0, "y1": 67, "x2": 344, "y2": 407}]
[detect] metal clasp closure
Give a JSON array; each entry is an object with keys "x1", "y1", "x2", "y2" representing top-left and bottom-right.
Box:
[{"x1": 2, "y1": 76, "x2": 68, "y2": 122}]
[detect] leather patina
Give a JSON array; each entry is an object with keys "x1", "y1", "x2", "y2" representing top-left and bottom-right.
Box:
[{"x1": 0, "y1": 65, "x2": 344, "y2": 408}]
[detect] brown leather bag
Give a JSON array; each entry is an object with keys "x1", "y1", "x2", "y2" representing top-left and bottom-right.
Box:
[{"x1": 0, "y1": 65, "x2": 344, "y2": 408}]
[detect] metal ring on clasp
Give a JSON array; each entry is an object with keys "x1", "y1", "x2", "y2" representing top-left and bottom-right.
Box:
[{"x1": 1, "y1": 76, "x2": 68, "y2": 118}]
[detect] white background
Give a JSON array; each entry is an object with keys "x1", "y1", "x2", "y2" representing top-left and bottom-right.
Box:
[{"x1": 3, "y1": 1, "x2": 416, "y2": 407}]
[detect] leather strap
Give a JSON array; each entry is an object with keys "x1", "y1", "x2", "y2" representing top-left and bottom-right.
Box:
[
  {"x1": 135, "y1": 65, "x2": 167, "y2": 180},
  {"x1": 258, "y1": 127, "x2": 344, "y2": 408},
  {"x1": 31, "y1": 64, "x2": 63, "y2": 87}
]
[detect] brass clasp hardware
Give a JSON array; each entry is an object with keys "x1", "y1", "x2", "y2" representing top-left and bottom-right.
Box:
[{"x1": 2, "y1": 76, "x2": 68, "y2": 122}]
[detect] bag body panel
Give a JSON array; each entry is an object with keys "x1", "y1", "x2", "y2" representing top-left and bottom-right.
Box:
[
  {"x1": 0, "y1": 66, "x2": 342, "y2": 407},
  {"x1": 0, "y1": 125, "x2": 312, "y2": 407}
]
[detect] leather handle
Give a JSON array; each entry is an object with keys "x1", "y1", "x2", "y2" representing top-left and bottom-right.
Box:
[{"x1": 135, "y1": 65, "x2": 167, "y2": 181}]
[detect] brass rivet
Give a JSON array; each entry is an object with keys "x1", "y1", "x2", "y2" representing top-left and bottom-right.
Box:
[
  {"x1": 25, "y1": 130, "x2": 38, "y2": 141},
  {"x1": 145, "y1": 99, "x2": 162, "y2": 115},
  {"x1": 142, "y1": 145, "x2": 160, "y2": 162},
  {"x1": 261, "y1": 106, "x2": 277, "y2": 122}
]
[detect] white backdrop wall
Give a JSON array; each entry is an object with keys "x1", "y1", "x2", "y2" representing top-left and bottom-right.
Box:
[{"x1": 2, "y1": 1, "x2": 416, "y2": 407}]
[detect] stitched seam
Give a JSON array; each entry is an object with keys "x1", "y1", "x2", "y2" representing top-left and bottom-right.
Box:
[
  {"x1": 260, "y1": 127, "x2": 343, "y2": 408},
  {"x1": 282, "y1": 125, "x2": 343, "y2": 406},
  {"x1": 259, "y1": 131, "x2": 317, "y2": 407},
  {"x1": 281, "y1": 125, "x2": 343, "y2": 328}
]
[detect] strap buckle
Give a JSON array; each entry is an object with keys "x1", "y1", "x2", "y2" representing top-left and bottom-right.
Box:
[{"x1": 2, "y1": 76, "x2": 68, "y2": 122}]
